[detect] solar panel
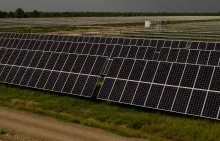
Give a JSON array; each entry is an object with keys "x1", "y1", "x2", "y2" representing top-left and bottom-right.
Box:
[
  {"x1": 14, "y1": 33, "x2": 20, "y2": 39},
  {"x1": 150, "y1": 40, "x2": 158, "y2": 47},
  {"x1": 53, "y1": 72, "x2": 69, "y2": 92},
  {"x1": 62, "y1": 36, "x2": 69, "y2": 41},
  {"x1": 120, "y1": 81, "x2": 139, "y2": 104},
  {"x1": 98, "y1": 57, "x2": 220, "y2": 120},
  {"x1": 144, "y1": 47, "x2": 156, "y2": 60},
  {"x1": 158, "y1": 47, "x2": 220, "y2": 66},
  {"x1": 5, "y1": 66, "x2": 19, "y2": 84},
  {"x1": 215, "y1": 43, "x2": 220, "y2": 50},
  {"x1": 0, "y1": 48, "x2": 107, "y2": 98},
  {"x1": 44, "y1": 71, "x2": 60, "y2": 90},
  {"x1": 167, "y1": 49, "x2": 179, "y2": 62},
  {"x1": 197, "y1": 51, "x2": 210, "y2": 65},
  {"x1": 89, "y1": 44, "x2": 99, "y2": 55},
  {"x1": 142, "y1": 39, "x2": 150, "y2": 46},
  {"x1": 99, "y1": 37, "x2": 106, "y2": 44},
  {"x1": 198, "y1": 42, "x2": 207, "y2": 50},
  {"x1": 164, "y1": 40, "x2": 172, "y2": 47},
  {"x1": 0, "y1": 65, "x2": 12, "y2": 82},
  {"x1": 106, "y1": 58, "x2": 123, "y2": 78},
  {"x1": 110, "y1": 45, "x2": 121, "y2": 59},
  {"x1": 7, "y1": 50, "x2": 21, "y2": 65},
  {"x1": 111, "y1": 38, "x2": 118, "y2": 44},
  {"x1": 156, "y1": 40, "x2": 165, "y2": 52},
  {"x1": 117, "y1": 38, "x2": 124, "y2": 45},
  {"x1": 88, "y1": 37, "x2": 95, "y2": 43},
  {"x1": 83, "y1": 36, "x2": 90, "y2": 43},
  {"x1": 123, "y1": 39, "x2": 131, "y2": 45},
  {"x1": 206, "y1": 43, "x2": 216, "y2": 50},
  {"x1": 136, "y1": 47, "x2": 147, "y2": 59},
  {"x1": 0, "y1": 39, "x2": 5, "y2": 47},
  {"x1": 48, "y1": 35, "x2": 54, "y2": 40},
  {"x1": 5, "y1": 33, "x2": 11, "y2": 38},
  {"x1": 6, "y1": 39, "x2": 15, "y2": 48},
  {"x1": 171, "y1": 41, "x2": 180, "y2": 48},
  {"x1": 119, "y1": 46, "x2": 130, "y2": 58},
  {"x1": 72, "y1": 36, "x2": 79, "y2": 42},
  {"x1": 81, "y1": 76, "x2": 100, "y2": 97},
  {"x1": 136, "y1": 39, "x2": 144, "y2": 46},
  {"x1": 52, "y1": 35, "x2": 59, "y2": 41},
  {"x1": 103, "y1": 60, "x2": 112, "y2": 75},
  {"x1": 179, "y1": 41, "x2": 187, "y2": 48},
  {"x1": 177, "y1": 49, "x2": 189, "y2": 63},
  {"x1": 130, "y1": 39, "x2": 137, "y2": 46},
  {"x1": 2, "y1": 39, "x2": 10, "y2": 47},
  {"x1": 69, "y1": 43, "x2": 78, "y2": 53},
  {"x1": 158, "y1": 48, "x2": 169, "y2": 61},
  {"x1": 190, "y1": 42, "x2": 199, "y2": 49},
  {"x1": 67, "y1": 36, "x2": 74, "y2": 42}
]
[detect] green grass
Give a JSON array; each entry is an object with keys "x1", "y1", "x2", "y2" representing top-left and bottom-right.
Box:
[
  {"x1": 0, "y1": 23, "x2": 144, "y2": 33},
  {"x1": 0, "y1": 84, "x2": 220, "y2": 141},
  {"x1": 0, "y1": 129, "x2": 6, "y2": 135},
  {"x1": 0, "y1": 26, "x2": 101, "y2": 33}
]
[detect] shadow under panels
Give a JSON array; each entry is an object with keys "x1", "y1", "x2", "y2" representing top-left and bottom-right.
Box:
[{"x1": 98, "y1": 57, "x2": 220, "y2": 120}]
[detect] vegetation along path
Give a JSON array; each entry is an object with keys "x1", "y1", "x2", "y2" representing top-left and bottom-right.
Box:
[{"x1": 0, "y1": 107, "x2": 146, "y2": 141}]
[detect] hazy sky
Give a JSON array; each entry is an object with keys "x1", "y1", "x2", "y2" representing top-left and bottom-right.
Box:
[{"x1": 0, "y1": 0, "x2": 219, "y2": 12}]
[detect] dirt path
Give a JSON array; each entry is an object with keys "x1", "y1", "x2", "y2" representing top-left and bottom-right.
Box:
[{"x1": 0, "y1": 107, "x2": 146, "y2": 141}]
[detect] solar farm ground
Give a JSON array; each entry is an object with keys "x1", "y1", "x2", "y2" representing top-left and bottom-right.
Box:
[
  {"x1": 0, "y1": 84, "x2": 220, "y2": 141},
  {"x1": 0, "y1": 107, "x2": 145, "y2": 141}
]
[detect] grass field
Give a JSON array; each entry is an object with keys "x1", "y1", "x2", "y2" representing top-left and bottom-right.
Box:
[
  {"x1": 2, "y1": 19, "x2": 220, "y2": 42},
  {"x1": 0, "y1": 128, "x2": 6, "y2": 135},
  {"x1": 0, "y1": 84, "x2": 220, "y2": 141}
]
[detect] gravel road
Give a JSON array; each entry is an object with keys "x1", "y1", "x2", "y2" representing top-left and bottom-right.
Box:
[{"x1": 0, "y1": 107, "x2": 146, "y2": 141}]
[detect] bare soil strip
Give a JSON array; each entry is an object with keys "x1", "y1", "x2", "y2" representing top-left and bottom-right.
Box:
[{"x1": 0, "y1": 107, "x2": 146, "y2": 141}]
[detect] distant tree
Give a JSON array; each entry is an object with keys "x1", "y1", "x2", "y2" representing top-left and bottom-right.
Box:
[
  {"x1": 6, "y1": 11, "x2": 15, "y2": 18},
  {"x1": 15, "y1": 8, "x2": 25, "y2": 18},
  {"x1": 30, "y1": 10, "x2": 40, "y2": 18},
  {"x1": 0, "y1": 10, "x2": 7, "y2": 18},
  {"x1": 0, "y1": 10, "x2": 3, "y2": 18}
]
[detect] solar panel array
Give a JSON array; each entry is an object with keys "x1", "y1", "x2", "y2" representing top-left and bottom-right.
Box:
[
  {"x1": 190, "y1": 41, "x2": 220, "y2": 50},
  {"x1": 1, "y1": 32, "x2": 220, "y2": 120},
  {"x1": 1, "y1": 32, "x2": 189, "y2": 74},
  {"x1": 158, "y1": 48, "x2": 220, "y2": 66},
  {"x1": 0, "y1": 47, "x2": 107, "y2": 97},
  {"x1": 98, "y1": 58, "x2": 220, "y2": 120}
]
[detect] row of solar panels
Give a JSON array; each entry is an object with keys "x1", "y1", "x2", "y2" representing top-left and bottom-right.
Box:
[
  {"x1": 3, "y1": 46, "x2": 220, "y2": 78},
  {"x1": 2, "y1": 37, "x2": 220, "y2": 74},
  {"x1": 0, "y1": 49, "x2": 107, "y2": 76},
  {"x1": 0, "y1": 37, "x2": 161, "y2": 75},
  {"x1": 0, "y1": 47, "x2": 107, "y2": 97},
  {"x1": 0, "y1": 39, "x2": 158, "y2": 60},
  {"x1": 98, "y1": 58, "x2": 220, "y2": 120},
  {"x1": 158, "y1": 47, "x2": 220, "y2": 66},
  {"x1": 2, "y1": 32, "x2": 220, "y2": 50},
  {"x1": 0, "y1": 32, "x2": 185, "y2": 47},
  {"x1": 1, "y1": 33, "x2": 220, "y2": 120},
  {"x1": 0, "y1": 44, "x2": 158, "y2": 75}
]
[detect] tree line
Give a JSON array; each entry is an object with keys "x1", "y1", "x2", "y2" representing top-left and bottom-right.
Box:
[{"x1": 1, "y1": 8, "x2": 220, "y2": 18}]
